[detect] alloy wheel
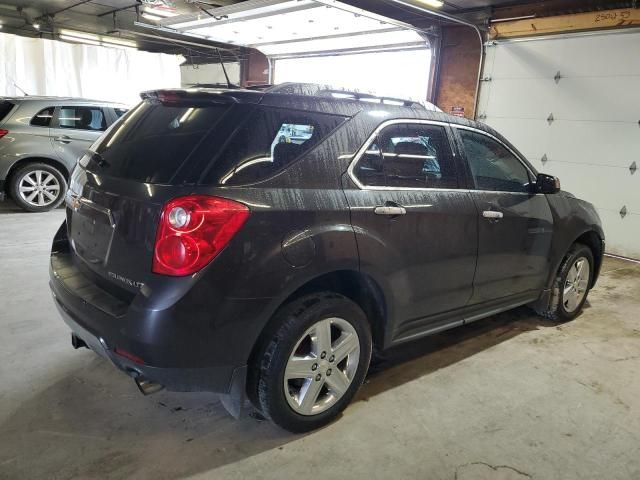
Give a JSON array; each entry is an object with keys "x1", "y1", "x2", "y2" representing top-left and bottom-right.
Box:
[
  {"x1": 563, "y1": 256, "x2": 590, "y2": 313},
  {"x1": 284, "y1": 317, "x2": 360, "y2": 416},
  {"x1": 18, "y1": 170, "x2": 61, "y2": 207}
]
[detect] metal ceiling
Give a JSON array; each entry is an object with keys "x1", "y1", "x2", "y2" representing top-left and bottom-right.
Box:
[{"x1": 0, "y1": 0, "x2": 636, "y2": 59}]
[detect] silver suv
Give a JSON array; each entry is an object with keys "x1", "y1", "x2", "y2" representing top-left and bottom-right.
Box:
[{"x1": 0, "y1": 97, "x2": 128, "y2": 212}]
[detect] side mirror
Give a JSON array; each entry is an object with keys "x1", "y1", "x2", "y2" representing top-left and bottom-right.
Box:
[{"x1": 535, "y1": 173, "x2": 561, "y2": 194}]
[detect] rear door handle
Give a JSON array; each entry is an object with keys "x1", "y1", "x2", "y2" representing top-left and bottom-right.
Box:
[
  {"x1": 374, "y1": 206, "x2": 407, "y2": 216},
  {"x1": 482, "y1": 210, "x2": 504, "y2": 219},
  {"x1": 54, "y1": 135, "x2": 71, "y2": 144}
]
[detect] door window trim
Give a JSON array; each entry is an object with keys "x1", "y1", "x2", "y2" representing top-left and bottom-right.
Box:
[
  {"x1": 452, "y1": 124, "x2": 538, "y2": 188},
  {"x1": 347, "y1": 119, "x2": 464, "y2": 192}
]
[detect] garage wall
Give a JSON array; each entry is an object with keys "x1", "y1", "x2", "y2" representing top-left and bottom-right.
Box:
[
  {"x1": 0, "y1": 32, "x2": 183, "y2": 105},
  {"x1": 477, "y1": 29, "x2": 640, "y2": 258}
]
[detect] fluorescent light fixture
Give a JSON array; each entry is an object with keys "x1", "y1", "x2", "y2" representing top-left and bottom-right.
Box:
[
  {"x1": 141, "y1": 12, "x2": 164, "y2": 22},
  {"x1": 58, "y1": 29, "x2": 137, "y2": 49},
  {"x1": 60, "y1": 29, "x2": 100, "y2": 41},
  {"x1": 144, "y1": 7, "x2": 178, "y2": 18},
  {"x1": 0, "y1": 24, "x2": 3, "y2": 29},
  {"x1": 32, "y1": 23, "x2": 41, "y2": 30},
  {"x1": 102, "y1": 37, "x2": 137, "y2": 48},
  {"x1": 415, "y1": 0, "x2": 444, "y2": 7},
  {"x1": 60, "y1": 34, "x2": 100, "y2": 46}
]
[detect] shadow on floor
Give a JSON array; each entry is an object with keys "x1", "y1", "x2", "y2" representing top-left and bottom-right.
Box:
[{"x1": 0, "y1": 306, "x2": 557, "y2": 479}]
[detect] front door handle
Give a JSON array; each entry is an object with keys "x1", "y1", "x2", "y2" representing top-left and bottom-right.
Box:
[
  {"x1": 482, "y1": 210, "x2": 504, "y2": 219},
  {"x1": 374, "y1": 205, "x2": 407, "y2": 216},
  {"x1": 54, "y1": 135, "x2": 72, "y2": 144}
]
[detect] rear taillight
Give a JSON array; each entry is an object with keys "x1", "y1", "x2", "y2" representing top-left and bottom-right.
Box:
[
  {"x1": 0, "y1": 129, "x2": 8, "y2": 139},
  {"x1": 152, "y1": 195, "x2": 250, "y2": 276}
]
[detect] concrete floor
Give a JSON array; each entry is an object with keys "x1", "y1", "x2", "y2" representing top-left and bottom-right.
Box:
[{"x1": 1, "y1": 200, "x2": 639, "y2": 480}]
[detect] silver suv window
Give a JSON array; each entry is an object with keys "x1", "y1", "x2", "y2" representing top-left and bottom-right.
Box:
[
  {"x1": 30, "y1": 107, "x2": 55, "y2": 127},
  {"x1": 57, "y1": 106, "x2": 107, "y2": 131}
]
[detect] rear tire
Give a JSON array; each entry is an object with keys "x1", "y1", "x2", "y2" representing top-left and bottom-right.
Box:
[
  {"x1": 538, "y1": 243, "x2": 594, "y2": 321},
  {"x1": 249, "y1": 292, "x2": 372, "y2": 433},
  {"x1": 10, "y1": 163, "x2": 67, "y2": 212}
]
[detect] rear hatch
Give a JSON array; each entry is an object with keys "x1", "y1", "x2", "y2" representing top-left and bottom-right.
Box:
[{"x1": 65, "y1": 91, "x2": 255, "y2": 295}]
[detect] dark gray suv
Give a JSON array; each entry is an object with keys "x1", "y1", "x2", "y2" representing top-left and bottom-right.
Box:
[
  {"x1": 49, "y1": 84, "x2": 604, "y2": 432},
  {"x1": 0, "y1": 97, "x2": 128, "y2": 212}
]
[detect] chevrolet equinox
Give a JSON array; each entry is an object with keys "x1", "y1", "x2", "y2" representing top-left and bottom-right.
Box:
[{"x1": 49, "y1": 83, "x2": 604, "y2": 432}]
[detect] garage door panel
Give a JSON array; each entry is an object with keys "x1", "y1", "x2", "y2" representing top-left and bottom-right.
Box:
[
  {"x1": 489, "y1": 41, "x2": 562, "y2": 79},
  {"x1": 554, "y1": 76, "x2": 640, "y2": 123},
  {"x1": 481, "y1": 78, "x2": 555, "y2": 119},
  {"x1": 541, "y1": 161, "x2": 639, "y2": 213},
  {"x1": 479, "y1": 30, "x2": 639, "y2": 257},
  {"x1": 482, "y1": 117, "x2": 550, "y2": 160},
  {"x1": 558, "y1": 32, "x2": 640, "y2": 77},
  {"x1": 548, "y1": 121, "x2": 640, "y2": 168},
  {"x1": 597, "y1": 208, "x2": 640, "y2": 259}
]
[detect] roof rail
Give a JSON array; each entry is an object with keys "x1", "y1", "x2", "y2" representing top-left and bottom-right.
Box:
[{"x1": 264, "y1": 83, "x2": 424, "y2": 109}]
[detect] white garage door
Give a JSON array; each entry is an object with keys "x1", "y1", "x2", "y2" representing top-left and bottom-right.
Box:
[
  {"x1": 477, "y1": 29, "x2": 640, "y2": 258},
  {"x1": 274, "y1": 49, "x2": 431, "y2": 103}
]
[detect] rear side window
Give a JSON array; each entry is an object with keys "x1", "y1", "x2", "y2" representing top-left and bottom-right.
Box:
[
  {"x1": 0, "y1": 101, "x2": 15, "y2": 123},
  {"x1": 86, "y1": 101, "x2": 231, "y2": 184},
  {"x1": 209, "y1": 107, "x2": 346, "y2": 186},
  {"x1": 30, "y1": 107, "x2": 54, "y2": 127},
  {"x1": 58, "y1": 106, "x2": 107, "y2": 131},
  {"x1": 354, "y1": 123, "x2": 458, "y2": 189}
]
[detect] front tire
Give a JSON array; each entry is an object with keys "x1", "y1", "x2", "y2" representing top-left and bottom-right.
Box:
[
  {"x1": 10, "y1": 163, "x2": 67, "y2": 212},
  {"x1": 540, "y1": 243, "x2": 594, "y2": 321},
  {"x1": 250, "y1": 292, "x2": 372, "y2": 433}
]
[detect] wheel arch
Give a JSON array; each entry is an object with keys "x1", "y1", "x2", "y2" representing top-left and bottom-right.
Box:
[
  {"x1": 248, "y1": 269, "x2": 389, "y2": 368},
  {"x1": 573, "y1": 230, "x2": 604, "y2": 288},
  {"x1": 4, "y1": 156, "x2": 71, "y2": 195}
]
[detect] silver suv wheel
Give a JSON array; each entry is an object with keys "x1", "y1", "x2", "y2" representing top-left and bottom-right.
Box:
[
  {"x1": 18, "y1": 170, "x2": 61, "y2": 207},
  {"x1": 563, "y1": 256, "x2": 590, "y2": 313},
  {"x1": 284, "y1": 317, "x2": 360, "y2": 416}
]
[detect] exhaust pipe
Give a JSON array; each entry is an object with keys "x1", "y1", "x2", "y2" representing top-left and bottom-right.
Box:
[
  {"x1": 134, "y1": 376, "x2": 164, "y2": 396},
  {"x1": 71, "y1": 333, "x2": 88, "y2": 350}
]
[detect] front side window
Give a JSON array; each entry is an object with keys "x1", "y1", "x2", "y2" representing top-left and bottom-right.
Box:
[
  {"x1": 353, "y1": 123, "x2": 458, "y2": 189},
  {"x1": 57, "y1": 106, "x2": 106, "y2": 131},
  {"x1": 210, "y1": 107, "x2": 346, "y2": 186},
  {"x1": 30, "y1": 107, "x2": 55, "y2": 127},
  {"x1": 114, "y1": 107, "x2": 128, "y2": 118},
  {"x1": 459, "y1": 129, "x2": 531, "y2": 193}
]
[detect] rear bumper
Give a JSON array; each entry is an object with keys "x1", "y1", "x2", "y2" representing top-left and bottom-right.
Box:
[
  {"x1": 50, "y1": 286, "x2": 240, "y2": 392},
  {"x1": 50, "y1": 275, "x2": 241, "y2": 392},
  {"x1": 48, "y1": 219, "x2": 274, "y2": 393}
]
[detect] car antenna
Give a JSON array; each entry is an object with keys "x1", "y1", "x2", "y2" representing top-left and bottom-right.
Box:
[
  {"x1": 13, "y1": 82, "x2": 29, "y2": 96},
  {"x1": 216, "y1": 48, "x2": 233, "y2": 89}
]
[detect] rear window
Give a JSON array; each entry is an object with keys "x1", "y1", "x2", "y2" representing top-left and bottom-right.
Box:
[
  {"x1": 0, "y1": 101, "x2": 15, "y2": 123},
  {"x1": 85, "y1": 101, "x2": 231, "y2": 184},
  {"x1": 206, "y1": 107, "x2": 347, "y2": 186}
]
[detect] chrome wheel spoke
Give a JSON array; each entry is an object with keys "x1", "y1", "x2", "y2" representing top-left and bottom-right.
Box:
[
  {"x1": 325, "y1": 369, "x2": 350, "y2": 397},
  {"x1": 285, "y1": 357, "x2": 316, "y2": 380},
  {"x1": 43, "y1": 190, "x2": 57, "y2": 201},
  {"x1": 26, "y1": 190, "x2": 38, "y2": 202},
  {"x1": 312, "y1": 319, "x2": 332, "y2": 356},
  {"x1": 24, "y1": 174, "x2": 37, "y2": 186},
  {"x1": 42, "y1": 173, "x2": 55, "y2": 185},
  {"x1": 298, "y1": 378, "x2": 324, "y2": 414},
  {"x1": 37, "y1": 192, "x2": 45, "y2": 205},
  {"x1": 19, "y1": 185, "x2": 36, "y2": 192},
  {"x1": 331, "y1": 332, "x2": 359, "y2": 364}
]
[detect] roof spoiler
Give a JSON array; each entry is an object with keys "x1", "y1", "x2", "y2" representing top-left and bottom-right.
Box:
[{"x1": 140, "y1": 89, "x2": 239, "y2": 105}]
